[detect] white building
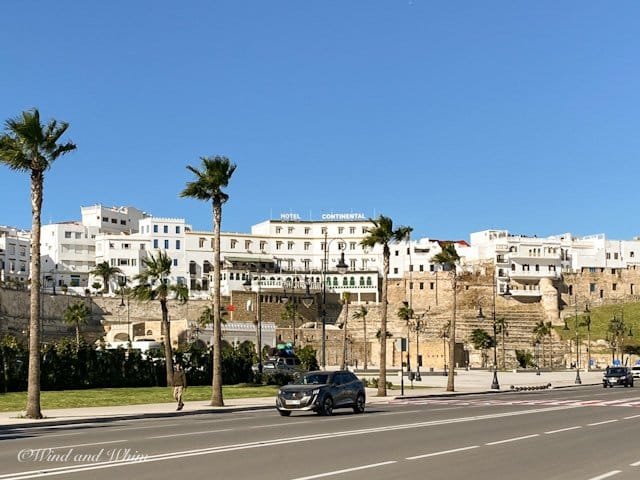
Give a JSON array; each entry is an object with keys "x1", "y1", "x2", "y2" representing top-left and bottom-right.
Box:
[{"x1": 0, "y1": 226, "x2": 30, "y2": 285}]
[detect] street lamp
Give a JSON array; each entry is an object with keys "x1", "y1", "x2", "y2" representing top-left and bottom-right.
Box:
[
  {"x1": 243, "y1": 267, "x2": 263, "y2": 374},
  {"x1": 117, "y1": 275, "x2": 131, "y2": 344},
  {"x1": 282, "y1": 275, "x2": 314, "y2": 347},
  {"x1": 476, "y1": 281, "x2": 510, "y2": 390},
  {"x1": 563, "y1": 295, "x2": 584, "y2": 384},
  {"x1": 321, "y1": 231, "x2": 348, "y2": 368}
]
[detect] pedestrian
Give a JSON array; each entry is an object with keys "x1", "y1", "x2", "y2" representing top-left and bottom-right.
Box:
[{"x1": 172, "y1": 363, "x2": 187, "y2": 411}]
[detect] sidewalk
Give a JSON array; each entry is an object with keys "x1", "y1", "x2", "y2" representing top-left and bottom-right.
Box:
[{"x1": 0, "y1": 370, "x2": 604, "y2": 428}]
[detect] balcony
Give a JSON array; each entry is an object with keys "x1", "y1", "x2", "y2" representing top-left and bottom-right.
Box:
[
  {"x1": 509, "y1": 270, "x2": 561, "y2": 281},
  {"x1": 508, "y1": 288, "x2": 541, "y2": 298}
]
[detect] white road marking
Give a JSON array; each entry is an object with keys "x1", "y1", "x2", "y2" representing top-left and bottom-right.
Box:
[
  {"x1": 107, "y1": 423, "x2": 181, "y2": 431},
  {"x1": 587, "y1": 471, "x2": 621, "y2": 480},
  {"x1": 630, "y1": 459, "x2": 640, "y2": 467},
  {"x1": 289, "y1": 461, "x2": 397, "y2": 480},
  {"x1": 624, "y1": 414, "x2": 640, "y2": 419},
  {"x1": 588, "y1": 420, "x2": 618, "y2": 426},
  {"x1": 485, "y1": 434, "x2": 539, "y2": 445},
  {"x1": 406, "y1": 445, "x2": 479, "y2": 460},
  {"x1": 147, "y1": 428, "x2": 232, "y2": 439},
  {"x1": 544, "y1": 426, "x2": 582, "y2": 434}
]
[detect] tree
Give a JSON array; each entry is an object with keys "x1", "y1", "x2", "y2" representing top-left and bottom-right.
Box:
[
  {"x1": 341, "y1": 292, "x2": 351, "y2": 370},
  {"x1": 361, "y1": 215, "x2": 412, "y2": 397},
  {"x1": 0, "y1": 108, "x2": 76, "y2": 419},
  {"x1": 281, "y1": 302, "x2": 298, "y2": 345},
  {"x1": 397, "y1": 302, "x2": 414, "y2": 370},
  {"x1": 180, "y1": 155, "x2": 236, "y2": 406},
  {"x1": 495, "y1": 317, "x2": 509, "y2": 369},
  {"x1": 90, "y1": 261, "x2": 122, "y2": 294},
  {"x1": 62, "y1": 302, "x2": 90, "y2": 348},
  {"x1": 470, "y1": 328, "x2": 493, "y2": 368},
  {"x1": 432, "y1": 242, "x2": 461, "y2": 392},
  {"x1": 352, "y1": 305, "x2": 369, "y2": 371},
  {"x1": 131, "y1": 251, "x2": 188, "y2": 386}
]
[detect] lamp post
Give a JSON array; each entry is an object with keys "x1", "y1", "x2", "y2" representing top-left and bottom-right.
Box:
[
  {"x1": 321, "y1": 231, "x2": 348, "y2": 368},
  {"x1": 243, "y1": 267, "x2": 263, "y2": 374},
  {"x1": 117, "y1": 275, "x2": 131, "y2": 344},
  {"x1": 476, "y1": 280, "x2": 510, "y2": 390},
  {"x1": 563, "y1": 294, "x2": 583, "y2": 384}
]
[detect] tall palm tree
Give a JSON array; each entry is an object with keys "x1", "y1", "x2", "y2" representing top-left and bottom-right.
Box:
[
  {"x1": 432, "y1": 242, "x2": 461, "y2": 392},
  {"x1": 397, "y1": 302, "x2": 414, "y2": 370},
  {"x1": 131, "y1": 251, "x2": 188, "y2": 386},
  {"x1": 0, "y1": 108, "x2": 76, "y2": 419},
  {"x1": 90, "y1": 261, "x2": 122, "y2": 294},
  {"x1": 341, "y1": 292, "x2": 351, "y2": 370},
  {"x1": 352, "y1": 305, "x2": 369, "y2": 371},
  {"x1": 361, "y1": 215, "x2": 412, "y2": 397},
  {"x1": 495, "y1": 317, "x2": 509, "y2": 369},
  {"x1": 532, "y1": 320, "x2": 547, "y2": 367},
  {"x1": 180, "y1": 155, "x2": 236, "y2": 406},
  {"x1": 62, "y1": 302, "x2": 90, "y2": 348},
  {"x1": 545, "y1": 321, "x2": 553, "y2": 369},
  {"x1": 470, "y1": 328, "x2": 493, "y2": 368}
]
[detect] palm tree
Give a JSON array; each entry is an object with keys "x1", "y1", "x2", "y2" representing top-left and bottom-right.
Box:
[
  {"x1": 180, "y1": 155, "x2": 236, "y2": 407},
  {"x1": 532, "y1": 320, "x2": 548, "y2": 367},
  {"x1": 62, "y1": 302, "x2": 91, "y2": 348},
  {"x1": 495, "y1": 317, "x2": 509, "y2": 369},
  {"x1": 131, "y1": 251, "x2": 188, "y2": 386},
  {"x1": 0, "y1": 108, "x2": 76, "y2": 419},
  {"x1": 397, "y1": 302, "x2": 414, "y2": 370},
  {"x1": 361, "y1": 215, "x2": 412, "y2": 397},
  {"x1": 432, "y1": 242, "x2": 461, "y2": 392},
  {"x1": 470, "y1": 328, "x2": 493, "y2": 368},
  {"x1": 352, "y1": 305, "x2": 369, "y2": 371},
  {"x1": 90, "y1": 261, "x2": 122, "y2": 294},
  {"x1": 341, "y1": 292, "x2": 351, "y2": 370},
  {"x1": 281, "y1": 302, "x2": 298, "y2": 344},
  {"x1": 545, "y1": 321, "x2": 553, "y2": 369}
]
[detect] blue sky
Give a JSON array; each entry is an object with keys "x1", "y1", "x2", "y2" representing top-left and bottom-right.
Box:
[{"x1": 1, "y1": 1, "x2": 639, "y2": 241}]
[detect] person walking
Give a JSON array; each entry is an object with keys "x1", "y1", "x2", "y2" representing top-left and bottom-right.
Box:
[{"x1": 172, "y1": 363, "x2": 187, "y2": 411}]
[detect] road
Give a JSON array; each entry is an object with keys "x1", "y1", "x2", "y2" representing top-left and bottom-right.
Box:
[{"x1": 1, "y1": 386, "x2": 640, "y2": 480}]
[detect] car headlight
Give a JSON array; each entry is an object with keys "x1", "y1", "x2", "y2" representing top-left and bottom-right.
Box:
[
  {"x1": 312, "y1": 388, "x2": 320, "y2": 395},
  {"x1": 278, "y1": 390, "x2": 283, "y2": 395}
]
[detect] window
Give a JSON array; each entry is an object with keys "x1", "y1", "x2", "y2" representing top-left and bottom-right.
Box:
[
  {"x1": 419, "y1": 282, "x2": 424, "y2": 290},
  {"x1": 120, "y1": 220, "x2": 126, "y2": 225},
  {"x1": 350, "y1": 259, "x2": 356, "y2": 270},
  {"x1": 366, "y1": 277, "x2": 372, "y2": 286},
  {"x1": 338, "y1": 242, "x2": 345, "y2": 250},
  {"x1": 64, "y1": 231, "x2": 72, "y2": 239},
  {"x1": 430, "y1": 282, "x2": 435, "y2": 290},
  {"x1": 395, "y1": 250, "x2": 399, "y2": 256},
  {"x1": 288, "y1": 227, "x2": 294, "y2": 234},
  {"x1": 304, "y1": 242, "x2": 311, "y2": 251},
  {"x1": 176, "y1": 240, "x2": 181, "y2": 250},
  {"x1": 338, "y1": 227, "x2": 344, "y2": 234},
  {"x1": 409, "y1": 282, "x2": 413, "y2": 290},
  {"x1": 260, "y1": 241, "x2": 267, "y2": 250},
  {"x1": 631, "y1": 251, "x2": 635, "y2": 258},
  {"x1": 173, "y1": 259, "x2": 178, "y2": 266},
  {"x1": 321, "y1": 227, "x2": 327, "y2": 234},
  {"x1": 75, "y1": 232, "x2": 82, "y2": 239},
  {"x1": 153, "y1": 240, "x2": 159, "y2": 248},
  {"x1": 153, "y1": 225, "x2": 158, "y2": 233},
  {"x1": 276, "y1": 241, "x2": 282, "y2": 250},
  {"x1": 589, "y1": 267, "x2": 596, "y2": 273},
  {"x1": 164, "y1": 239, "x2": 169, "y2": 249},
  {"x1": 245, "y1": 240, "x2": 251, "y2": 250},
  {"x1": 199, "y1": 238, "x2": 205, "y2": 248},
  {"x1": 122, "y1": 243, "x2": 130, "y2": 249},
  {"x1": 393, "y1": 268, "x2": 398, "y2": 274},
  {"x1": 409, "y1": 264, "x2": 413, "y2": 272},
  {"x1": 589, "y1": 283, "x2": 596, "y2": 293},
  {"x1": 613, "y1": 283, "x2": 617, "y2": 291},
  {"x1": 163, "y1": 225, "x2": 168, "y2": 233},
  {"x1": 350, "y1": 242, "x2": 357, "y2": 250},
  {"x1": 304, "y1": 227, "x2": 311, "y2": 235},
  {"x1": 611, "y1": 268, "x2": 616, "y2": 274},
  {"x1": 111, "y1": 218, "x2": 117, "y2": 224},
  {"x1": 606, "y1": 253, "x2": 611, "y2": 260},
  {"x1": 140, "y1": 243, "x2": 145, "y2": 250},
  {"x1": 287, "y1": 241, "x2": 294, "y2": 250},
  {"x1": 362, "y1": 227, "x2": 368, "y2": 234},
  {"x1": 276, "y1": 227, "x2": 282, "y2": 234},
  {"x1": 203, "y1": 261, "x2": 211, "y2": 273},
  {"x1": 176, "y1": 226, "x2": 181, "y2": 234},
  {"x1": 102, "y1": 217, "x2": 108, "y2": 222},
  {"x1": 230, "y1": 239, "x2": 237, "y2": 249},
  {"x1": 350, "y1": 227, "x2": 356, "y2": 234},
  {"x1": 419, "y1": 265, "x2": 424, "y2": 272}
]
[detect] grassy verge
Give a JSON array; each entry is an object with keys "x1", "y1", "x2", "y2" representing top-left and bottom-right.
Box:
[{"x1": 0, "y1": 385, "x2": 279, "y2": 413}]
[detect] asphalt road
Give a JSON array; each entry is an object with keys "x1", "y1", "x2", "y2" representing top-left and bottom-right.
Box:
[{"x1": 2, "y1": 386, "x2": 640, "y2": 480}]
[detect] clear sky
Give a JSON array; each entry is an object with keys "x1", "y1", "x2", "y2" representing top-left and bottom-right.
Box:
[{"x1": 1, "y1": 1, "x2": 639, "y2": 241}]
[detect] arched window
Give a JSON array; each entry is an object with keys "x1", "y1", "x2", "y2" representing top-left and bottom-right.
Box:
[
  {"x1": 342, "y1": 277, "x2": 348, "y2": 286},
  {"x1": 359, "y1": 277, "x2": 365, "y2": 286},
  {"x1": 349, "y1": 277, "x2": 355, "y2": 286},
  {"x1": 366, "y1": 277, "x2": 372, "y2": 286},
  {"x1": 333, "y1": 277, "x2": 338, "y2": 286}
]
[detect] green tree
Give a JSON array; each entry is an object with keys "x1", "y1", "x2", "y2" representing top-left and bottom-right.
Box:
[
  {"x1": 361, "y1": 215, "x2": 412, "y2": 397},
  {"x1": 0, "y1": 108, "x2": 76, "y2": 418},
  {"x1": 432, "y1": 242, "x2": 461, "y2": 392},
  {"x1": 352, "y1": 305, "x2": 369, "y2": 371},
  {"x1": 180, "y1": 155, "x2": 236, "y2": 406},
  {"x1": 131, "y1": 251, "x2": 188, "y2": 386},
  {"x1": 90, "y1": 261, "x2": 122, "y2": 294},
  {"x1": 62, "y1": 302, "x2": 91, "y2": 348},
  {"x1": 470, "y1": 328, "x2": 493, "y2": 368}
]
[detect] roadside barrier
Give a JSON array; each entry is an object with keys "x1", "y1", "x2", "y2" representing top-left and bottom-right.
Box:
[{"x1": 510, "y1": 383, "x2": 552, "y2": 392}]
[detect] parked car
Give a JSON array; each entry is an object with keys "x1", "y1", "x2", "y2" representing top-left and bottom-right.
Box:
[
  {"x1": 276, "y1": 370, "x2": 366, "y2": 416},
  {"x1": 603, "y1": 366, "x2": 634, "y2": 388},
  {"x1": 631, "y1": 366, "x2": 640, "y2": 379},
  {"x1": 253, "y1": 356, "x2": 304, "y2": 375}
]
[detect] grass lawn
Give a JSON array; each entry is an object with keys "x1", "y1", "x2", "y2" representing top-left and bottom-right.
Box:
[
  {"x1": 555, "y1": 301, "x2": 640, "y2": 345},
  {"x1": 0, "y1": 385, "x2": 278, "y2": 413}
]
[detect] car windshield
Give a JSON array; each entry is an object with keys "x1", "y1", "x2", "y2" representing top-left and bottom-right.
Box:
[
  {"x1": 296, "y1": 373, "x2": 330, "y2": 385},
  {"x1": 607, "y1": 368, "x2": 626, "y2": 375}
]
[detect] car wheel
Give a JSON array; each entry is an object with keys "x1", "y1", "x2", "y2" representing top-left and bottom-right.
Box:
[
  {"x1": 320, "y1": 396, "x2": 333, "y2": 416},
  {"x1": 278, "y1": 410, "x2": 291, "y2": 417},
  {"x1": 353, "y1": 394, "x2": 365, "y2": 414}
]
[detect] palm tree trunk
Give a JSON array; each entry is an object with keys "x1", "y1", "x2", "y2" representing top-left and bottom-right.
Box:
[
  {"x1": 363, "y1": 313, "x2": 368, "y2": 372},
  {"x1": 75, "y1": 324, "x2": 80, "y2": 349},
  {"x1": 377, "y1": 252, "x2": 389, "y2": 397},
  {"x1": 446, "y1": 273, "x2": 456, "y2": 392},
  {"x1": 161, "y1": 300, "x2": 173, "y2": 386},
  {"x1": 211, "y1": 201, "x2": 224, "y2": 406},
  {"x1": 341, "y1": 300, "x2": 349, "y2": 370},
  {"x1": 26, "y1": 171, "x2": 43, "y2": 419}
]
